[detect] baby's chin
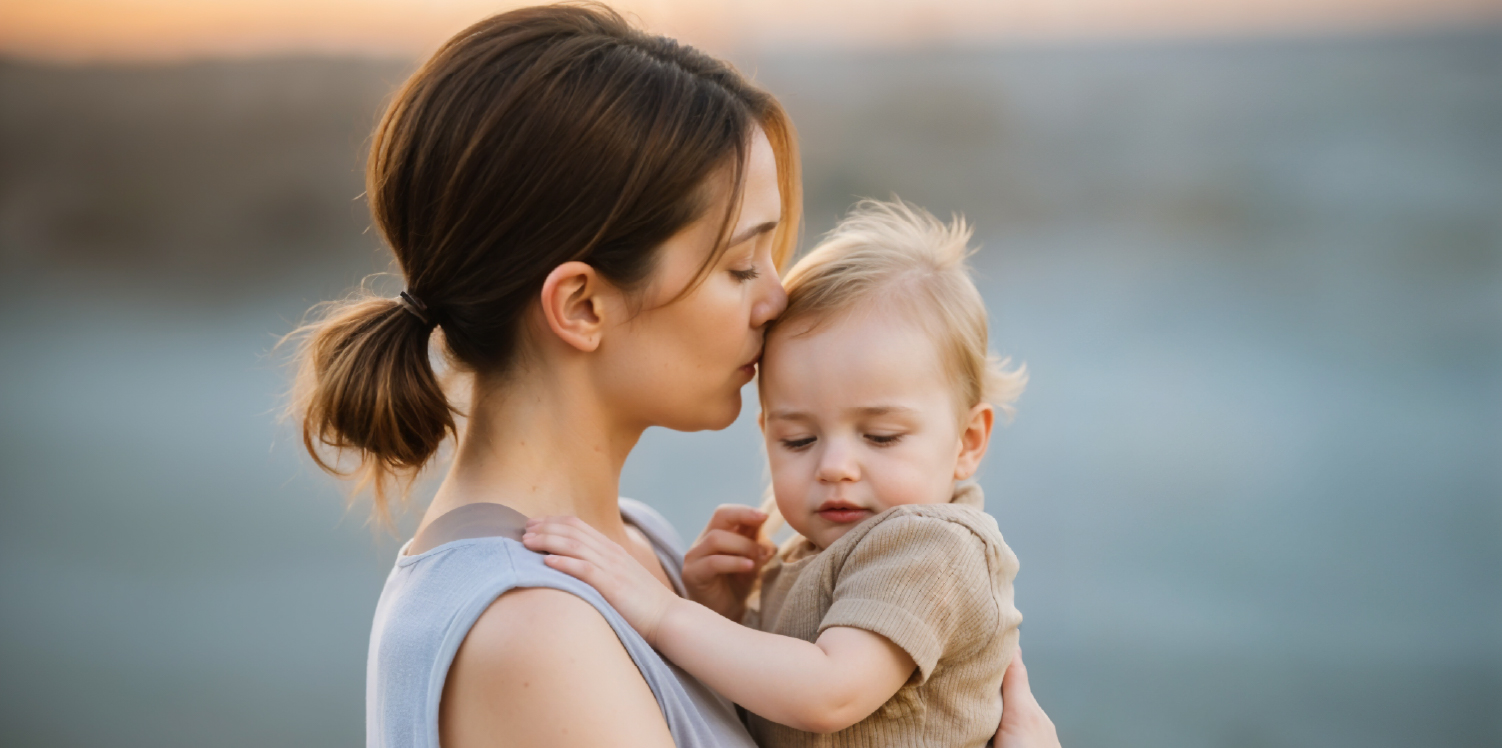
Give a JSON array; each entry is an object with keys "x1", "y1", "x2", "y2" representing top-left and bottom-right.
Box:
[
  {"x1": 800, "y1": 520, "x2": 860, "y2": 551},
  {"x1": 811, "y1": 522, "x2": 859, "y2": 546}
]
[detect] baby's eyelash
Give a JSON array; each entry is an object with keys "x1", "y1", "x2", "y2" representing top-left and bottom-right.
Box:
[
  {"x1": 864, "y1": 433, "x2": 903, "y2": 446},
  {"x1": 780, "y1": 436, "x2": 816, "y2": 451},
  {"x1": 730, "y1": 267, "x2": 760, "y2": 281}
]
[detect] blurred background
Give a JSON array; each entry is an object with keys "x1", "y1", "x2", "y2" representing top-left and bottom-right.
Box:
[{"x1": 1, "y1": 1, "x2": 1498, "y2": 746}]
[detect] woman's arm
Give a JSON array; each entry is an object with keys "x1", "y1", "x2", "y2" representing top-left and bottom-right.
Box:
[
  {"x1": 440, "y1": 587, "x2": 677, "y2": 748},
  {"x1": 523, "y1": 516, "x2": 915, "y2": 733},
  {"x1": 994, "y1": 648, "x2": 1062, "y2": 748}
]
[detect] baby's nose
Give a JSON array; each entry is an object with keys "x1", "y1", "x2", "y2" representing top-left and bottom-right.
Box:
[{"x1": 815, "y1": 443, "x2": 860, "y2": 482}]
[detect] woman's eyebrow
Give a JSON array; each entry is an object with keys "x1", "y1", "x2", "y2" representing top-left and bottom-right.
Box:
[{"x1": 728, "y1": 220, "x2": 778, "y2": 247}]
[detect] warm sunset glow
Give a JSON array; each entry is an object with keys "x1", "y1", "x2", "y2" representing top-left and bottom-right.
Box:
[{"x1": 2, "y1": 0, "x2": 1499, "y2": 61}]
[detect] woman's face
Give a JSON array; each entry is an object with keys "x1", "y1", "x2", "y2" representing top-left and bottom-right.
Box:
[{"x1": 596, "y1": 128, "x2": 787, "y2": 433}]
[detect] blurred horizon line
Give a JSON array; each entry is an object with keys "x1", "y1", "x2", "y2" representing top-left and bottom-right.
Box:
[
  {"x1": 3, "y1": 0, "x2": 1500, "y2": 64},
  {"x1": 3, "y1": 17, "x2": 1498, "y2": 69}
]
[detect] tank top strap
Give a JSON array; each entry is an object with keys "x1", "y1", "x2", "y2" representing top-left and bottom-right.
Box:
[
  {"x1": 406, "y1": 501, "x2": 528, "y2": 555},
  {"x1": 405, "y1": 499, "x2": 691, "y2": 596},
  {"x1": 619, "y1": 497, "x2": 689, "y2": 597},
  {"x1": 368, "y1": 501, "x2": 756, "y2": 748}
]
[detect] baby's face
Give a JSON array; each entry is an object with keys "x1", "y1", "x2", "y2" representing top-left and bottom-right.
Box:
[{"x1": 759, "y1": 307, "x2": 970, "y2": 549}]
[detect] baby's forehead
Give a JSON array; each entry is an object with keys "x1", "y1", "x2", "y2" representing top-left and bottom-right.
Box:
[
  {"x1": 767, "y1": 301, "x2": 917, "y2": 345},
  {"x1": 761, "y1": 309, "x2": 953, "y2": 394},
  {"x1": 767, "y1": 298, "x2": 939, "y2": 352}
]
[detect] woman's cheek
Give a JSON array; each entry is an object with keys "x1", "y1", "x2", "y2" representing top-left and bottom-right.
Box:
[{"x1": 683, "y1": 280, "x2": 737, "y2": 364}]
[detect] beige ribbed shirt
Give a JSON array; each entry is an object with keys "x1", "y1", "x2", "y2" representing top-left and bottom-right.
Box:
[{"x1": 742, "y1": 485, "x2": 1022, "y2": 748}]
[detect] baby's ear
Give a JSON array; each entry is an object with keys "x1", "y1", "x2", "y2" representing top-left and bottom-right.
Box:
[
  {"x1": 954, "y1": 403, "x2": 995, "y2": 481},
  {"x1": 757, "y1": 410, "x2": 765, "y2": 433}
]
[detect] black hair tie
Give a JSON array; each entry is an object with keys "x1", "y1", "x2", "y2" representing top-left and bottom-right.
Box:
[{"x1": 397, "y1": 290, "x2": 433, "y2": 327}]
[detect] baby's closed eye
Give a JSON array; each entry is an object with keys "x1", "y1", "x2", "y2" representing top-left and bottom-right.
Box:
[{"x1": 780, "y1": 436, "x2": 817, "y2": 451}]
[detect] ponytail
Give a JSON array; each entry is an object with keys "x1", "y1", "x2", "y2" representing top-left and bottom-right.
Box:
[
  {"x1": 285, "y1": 4, "x2": 801, "y2": 523},
  {"x1": 286, "y1": 293, "x2": 455, "y2": 525}
]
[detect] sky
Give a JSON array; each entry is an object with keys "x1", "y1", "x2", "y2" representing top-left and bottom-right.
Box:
[{"x1": 3, "y1": 0, "x2": 1500, "y2": 62}]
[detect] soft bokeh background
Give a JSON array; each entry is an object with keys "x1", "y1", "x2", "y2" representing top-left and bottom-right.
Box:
[{"x1": 1, "y1": 2, "x2": 1499, "y2": 747}]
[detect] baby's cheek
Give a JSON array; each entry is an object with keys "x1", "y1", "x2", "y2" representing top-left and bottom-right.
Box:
[
  {"x1": 873, "y1": 460, "x2": 950, "y2": 508},
  {"x1": 770, "y1": 465, "x2": 815, "y2": 536}
]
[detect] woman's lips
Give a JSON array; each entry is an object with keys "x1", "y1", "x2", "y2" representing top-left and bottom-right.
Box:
[{"x1": 739, "y1": 355, "x2": 761, "y2": 377}]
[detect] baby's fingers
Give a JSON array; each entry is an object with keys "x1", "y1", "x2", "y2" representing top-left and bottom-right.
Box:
[
  {"x1": 538, "y1": 553, "x2": 605, "y2": 587},
  {"x1": 520, "y1": 525, "x2": 593, "y2": 560},
  {"x1": 700, "y1": 504, "x2": 768, "y2": 539},
  {"x1": 525, "y1": 516, "x2": 620, "y2": 555},
  {"x1": 522, "y1": 518, "x2": 618, "y2": 564},
  {"x1": 690, "y1": 554, "x2": 760, "y2": 575},
  {"x1": 686, "y1": 528, "x2": 766, "y2": 564},
  {"x1": 521, "y1": 527, "x2": 621, "y2": 589}
]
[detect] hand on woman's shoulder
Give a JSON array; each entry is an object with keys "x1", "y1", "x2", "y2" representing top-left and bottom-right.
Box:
[{"x1": 440, "y1": 587, "x2": 676, "y2": 748}]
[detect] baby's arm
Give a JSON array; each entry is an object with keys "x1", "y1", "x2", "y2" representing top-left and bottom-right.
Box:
[
  {"x1": 658, "y1": 596, "x2": 916, "y2": 732},
  {"x1": 523, "y1": 516, "x2": 915, "y2": 733}
]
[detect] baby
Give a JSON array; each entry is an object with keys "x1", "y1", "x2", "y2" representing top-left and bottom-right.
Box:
[{"x1": 525, "y1": 199, "x2": 1026, "y2": 746}]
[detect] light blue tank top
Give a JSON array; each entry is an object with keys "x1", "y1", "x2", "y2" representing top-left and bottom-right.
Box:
[{"x1": 365, "y1": 499, "x2": 757, "y2": 748}]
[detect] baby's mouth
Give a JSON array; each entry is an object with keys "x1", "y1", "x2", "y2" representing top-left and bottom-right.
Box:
[{"x1": 816, "y1": 500, "x2": 872, "y2": 524}]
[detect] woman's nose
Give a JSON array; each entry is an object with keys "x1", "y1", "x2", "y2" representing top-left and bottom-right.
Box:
[{"x1": 751, "y1": 269, "x2": 788, "y2": 329}]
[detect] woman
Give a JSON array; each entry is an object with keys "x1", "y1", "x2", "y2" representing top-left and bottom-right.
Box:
[{"x1": 289, "y1": 5, "x2": 1061, "y2": 747}]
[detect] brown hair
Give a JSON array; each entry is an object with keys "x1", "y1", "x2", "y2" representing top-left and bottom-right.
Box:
[{"x1": 286, "y1": 3, "x2": 801, "y2": 523}]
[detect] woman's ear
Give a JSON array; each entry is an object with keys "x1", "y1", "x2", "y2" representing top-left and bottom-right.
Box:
[
  {"x1": 954, "y1": 402, "x2": 995, "y2": 481},
  {"x1": 539, "y1": 261, "x2": 608, "y2": 352}
]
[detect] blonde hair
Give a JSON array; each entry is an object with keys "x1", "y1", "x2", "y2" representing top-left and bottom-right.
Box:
[
  {"x1": 755, "y1": 198, "x2": 1026, "y2": 541},
  {"x1": 774, "y1": 198, "x2": 1026, "y2": 415}
]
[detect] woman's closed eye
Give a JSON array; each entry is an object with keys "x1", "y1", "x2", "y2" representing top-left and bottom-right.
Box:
[{"x1": 729, "y1": 266, "x2": 760, "y2": 281}]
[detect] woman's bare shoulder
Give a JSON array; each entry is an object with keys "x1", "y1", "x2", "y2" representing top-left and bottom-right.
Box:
[
  {"x1": 441, "y1": 587, "x2": 675, "y2": 748},
  {"x1": 467, "y1": 587, "x2": 614, "y2": 657}
]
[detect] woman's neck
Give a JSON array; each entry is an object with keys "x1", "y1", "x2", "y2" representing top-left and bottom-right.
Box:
[{"x1": 422, "y1": 364, "x2": 643, "y2": 546}]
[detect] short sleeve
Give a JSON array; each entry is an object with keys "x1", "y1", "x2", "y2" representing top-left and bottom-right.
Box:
[{"x1": 817, "y1": 514, "x2": 997, "y2": 683}]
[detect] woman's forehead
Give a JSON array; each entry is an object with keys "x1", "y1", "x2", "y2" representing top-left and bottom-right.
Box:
[{"x1": 736, "y1": 128, "x2": 782, "y2": 228}]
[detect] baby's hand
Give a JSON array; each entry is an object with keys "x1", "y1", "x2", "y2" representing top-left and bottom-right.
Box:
[
  {"x1": 522, "y1": 516, "x2": 680, "y2": 646},
  {"x1": 682, "y1": 504, "x2": 776, "y2": 621}
]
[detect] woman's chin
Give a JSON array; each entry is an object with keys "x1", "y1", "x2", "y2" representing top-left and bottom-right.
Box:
[
  {"x1": 703, "y1": 391, "x2": 744, "y2": 431},
  {"x1": 663, "y1": 391, "x2": 742, "y2": 433}
]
